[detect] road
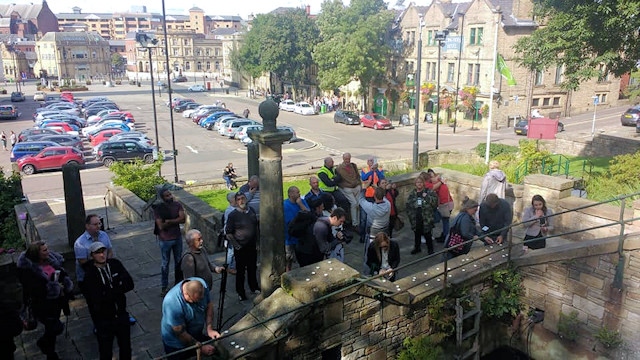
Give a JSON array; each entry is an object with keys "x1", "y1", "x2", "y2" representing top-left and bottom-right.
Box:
[{"x1": 0, "y1": 80, "x2": 633, "y2": 203}]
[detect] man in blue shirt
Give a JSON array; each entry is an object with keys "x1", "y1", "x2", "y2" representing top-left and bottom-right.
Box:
[
  {"x1": 284, "y1": 186, "x2": 309, "y2": 272},
  {"x1": 74, "y1": 214, "x2": 114, "y2": 294},
  {"x1": 161, "y1": 278, "x2": 221, "y2": 359}
]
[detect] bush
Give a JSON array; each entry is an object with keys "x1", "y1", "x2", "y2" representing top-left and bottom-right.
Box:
[
  {"x1": 609, "y1": 151, "x2": 640, "y2": 186},
  {"x1": 0, "y1": 170, "x2": 25, "y2": 250},
  {"x1": 473, "y1": 143, "x2": 518, "y2": 159},
  {"x1": 398, "y1": 333, "x2": 445, "y2": 360},
  {"x1": 558, "y1": 310, "x2": 580, "y2": 341},
  {"x1": 481, "y1": 268, "x2": 524, "y2": 323},
  {"x1": 108, "y1": 156, "x2": 166, "y2": 202},
  {"x1": 595, "y1": 326, "x2": 623, "y2": 349}
]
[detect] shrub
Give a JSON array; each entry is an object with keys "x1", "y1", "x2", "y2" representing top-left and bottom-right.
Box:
[
  {"x1": 558, "y1": 310, "x2": 580, "y2": 341},
  {"x1": 398, "y1": 333, "x2": 445, "y2": 360},
  {"x1": 473, "y1": 143, "x2": 518, "y2": 159},
  {"x1": 608, "y1": 151, "x2": 640, "y2": 186},
  {"x1": 0, "y1": 170, "x2": 25, "y2": 250},
  {"x1": 595, "y1": 326, "x2": 623, "y2": 349},
  {"x1": 481, "y1": 268, "x2": 524, "y2": 323},
  {"x1": 108, "y1": 156, "x2": 166, "y2": 202}
]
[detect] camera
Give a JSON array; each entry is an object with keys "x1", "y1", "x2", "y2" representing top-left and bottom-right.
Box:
[
  {"x1": 337, "y1": 226, "x2": 353, "y2": 244},
  {"x1": 539, "y1": 217, "x2": 546, "y2": 226}
]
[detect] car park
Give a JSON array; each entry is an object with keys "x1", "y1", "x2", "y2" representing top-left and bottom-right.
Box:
[
  {"x1": 360, "y1": 113, "x2": 393, "y2": 130},
  {"x1": 17, "y1": 146, "x2": 84, "y2": 175},
  {"x1": 0, "y1": 105, "x2": 19, "y2": 119},
  {"x1": 96, "y1": 140, "x2": 157, "y2": 167},
  {"x1": 621, "y1": 106, "x2": 640, "y2": 126},
  {"x1": 10, "y1": 141, "x2": 59, "y2": 162},
  {"x1": 294, "y1": 102, "x2": 316, "y2": 115},
  {"x1": 279, "y1": 99, "x2": 295, "y2": 112},
  {"x1": 11, "y1": 91, "x2": 25, "y2": 102},
  {"x1": 89, "y1": 129, "x2": 123, "y2": 146},
  {"x1": 33, "y1": 91, "x2": 46, "y2": 101},
  {"x1": 187, "y1": 84, "x2": 206, "y2": 92},
  {"x1": 333, "y1": 110, "x2": 360, "y2": 125}
]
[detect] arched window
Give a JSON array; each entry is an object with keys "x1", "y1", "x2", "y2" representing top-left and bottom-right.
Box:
[
  {"x1": 214, "y1": 61, "x2": 220, "y2": 70},
  {"x1": 197, "y1": 62, "x2": 202, "y2": 70},
  {"x1": 185, "y1": 62, "x2": 190, "y2": 70}
]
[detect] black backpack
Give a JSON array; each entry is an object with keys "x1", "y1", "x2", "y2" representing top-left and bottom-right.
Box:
[{"x1": 288, "y1": 211, "x2": 318, "y2": 255}]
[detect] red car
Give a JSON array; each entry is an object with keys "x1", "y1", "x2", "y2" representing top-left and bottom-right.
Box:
[
  {"x1": 90, "y1": 129, "x2": 123, "y2": 146},
  {"x1": 360, "y1": 113, "x2": 393, "y2": 130},
  {"x1": 16, "y1": 146, "x2": 84, "y2": 175},
  {"x1": 41, "y1": 122, "x2": 77, "y2": 134},
  {"x1": 60, "y1": 91, "x2": 74, "y2": 102}
]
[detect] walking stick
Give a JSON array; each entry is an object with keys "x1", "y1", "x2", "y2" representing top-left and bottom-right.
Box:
[{"x1": 216, "y1": 245, "x2": 230, "y2": 331}]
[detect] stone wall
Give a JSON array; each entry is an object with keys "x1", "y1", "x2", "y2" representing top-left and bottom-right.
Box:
[
  {"x1": 553, "y1": 132, "x2": 640, "y2": 157},
  {"x1": 105, "y1": 184, "x2": 153, "y2": 223},
  {"x1": 519, "y1": 249, "x2": 640, "y2": 356}
]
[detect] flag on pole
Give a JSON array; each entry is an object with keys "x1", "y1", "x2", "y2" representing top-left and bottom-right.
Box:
[{"x1": 497, "y1": 54, "x2": 517, "y2": 86}]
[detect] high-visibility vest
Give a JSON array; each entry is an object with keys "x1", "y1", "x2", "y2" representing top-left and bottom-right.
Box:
[{"x1": 317, "y1": 166, "x2": 337, "y2": 192}]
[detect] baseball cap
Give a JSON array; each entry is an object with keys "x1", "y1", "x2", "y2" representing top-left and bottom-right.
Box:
[{"x1": 89, "y1": 242, "x2": 107, "y2": 254}]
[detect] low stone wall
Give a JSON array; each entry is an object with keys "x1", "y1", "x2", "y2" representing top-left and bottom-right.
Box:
[
  {"x1": 554, "y1": 132, "x2": 640, "y2": 157},
  {"x1": 105, "y1": 184, "x2": 153, "y2": 223},
  {"x1": 172, "y1": 188, "x2": 224, "y2": 252}
]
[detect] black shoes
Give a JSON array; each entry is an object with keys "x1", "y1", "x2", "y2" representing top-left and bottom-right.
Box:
[{"x1": 411, "y1": 248, "x2": 422, "y2": 255}]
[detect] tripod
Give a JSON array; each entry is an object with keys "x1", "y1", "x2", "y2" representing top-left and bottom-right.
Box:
[
  {"x1": 216, "y1": 245, "x2": 230, "y2": 331},
  {"x1": 103, "y1": 191, "x2": 112, "y2": 231}
]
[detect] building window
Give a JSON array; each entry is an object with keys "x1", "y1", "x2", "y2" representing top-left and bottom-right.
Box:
[
  {"x1": 215, "y1": 48, "x2": 221, "y2": 57},
  {"x1": 469, "y1": 27, "x2": 483, "y2": 45},
  {"x1": 197, "y1": 62, "x2": 202, "y2": 70},
  {"x1": 185, "y1": 61, "x2": 190, "y2": 70},
  {"x1": 535, "y1": 70, "x2": 543, "y2": 86},
  {"x1": 532, "y1": 98, "x2": 540, "y2": 107},
  {"x1": 447, "y1": 63, "x2": 455, "y2": 82},
  {"x1": 543, "y1": 98, "x2": 550, "y2": 106},
  {"x1": 185, "y1": 49, "x2": 191, "y2": 56},
  {"x1": 430, "y1": 62, "x2": 436, "y2": 81},
  {"x1": 553, "y1": 97, "x2": 560, "y2": 106},
  {"x1": 473, "y1": 64, "x2": 480, "y2": 86},
  {"x1": 466, "y1": 64, "x2": 473, "y2": 85},
  {"x1": 554, "y1": 65, "x2": 563, "y2": 85},
  {"x1": 206, "y1": 61, "x2": 210, "y2": 70},
  {"x1": 600, "y1": 93, "x2": 607, "y2": 103},
  {"x1": 426, "y1": 30, "x2": 434, "y2": 46},
  {"x1": 206, "y1": 49, "x2": 211, "y2": 56},
  {"x1": 173, "y1": 48, "x2": 178, "y2": 56},
  {"x1": 597, "y1": 64, "x2": 609, "y2": 82},
  {"x1": 215, "y1": 61, "x2": 220, "y2": 71}
]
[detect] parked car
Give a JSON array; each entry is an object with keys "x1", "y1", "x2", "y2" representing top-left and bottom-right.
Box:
[
  {"x1": 360, "y1": 113, "x2": 393, "y2": 130},
  {"x1": 334, "y1": 110, "x2": 360, "y2": 125},
  {"x1": 242, "y1": 125, "x2": 298, "y2": 145},
  {"x1": 11, "y1": 91, "x2": 25, "y2": 102},
  {"x1": 89, "y1": 129, "x2": 123, "y2": 146},
  {"x1": 0, "y1": 105, "x2": 19, "y2": 119},
  {"x1": 86, "y1": 123, "x2": 132, "y2": 139},
  {"x1": 96, "y1": 140, "x2": 158, "y2": 167},
  {"x1": 187, "y1": 84, "x2": 206, "y2": 92},
  {"x1": 235, "y1": 124, "x2": 263, "y2": 142},
  {"x1": 621, "y1": 106, "x2": 640, "y2": 126},
  {"x1": 219, "y1": 119, "x2": 258, "y2": 138},
  {"x1": 17, "y1": 146, "x2": 85, "y2": 175},
  {"x1": 174, "y1": 102, "x2": 201, "y2": 113},
  {"x1": 294, "y1": 102, "x2": 316, "y2": 115},
  {"x1": 157, "y1": 81, "x2": 167, "y2": 88},
  {"x1": 201, "y1": 112, "x2": 236, "y2": 128},
  {"x1": 40, "y1": 122, "x2": 79, "y2": 136},
  {"x1": 168, "y1": 98, "x2": 195, "y2": 108},
  {"x1": 279, "y1": 99, "x2": 296, "y2": 112},
  {"x1": 18, "y1": 128, "x2": 60, "y2": 142},
  {"x1": 10, "y1": 141, "x2": 59, "y2": 162},
  {"x1": 37, "y1": 134, "x2": 84, "y2": 150},
  {"x1": 172, "y1": 76, "x2": 188, "y2": 83},
  {"x1": 33, "y1": 91, "x2": 47, "y2": 101},
  {"x1": 513, "y1": 118, "x2": 565, "y2": 136}
]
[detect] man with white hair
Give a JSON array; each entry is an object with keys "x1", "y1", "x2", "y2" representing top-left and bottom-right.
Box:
[{"x1": 181, "y1": 229, "x2": 224, "y2": 291}]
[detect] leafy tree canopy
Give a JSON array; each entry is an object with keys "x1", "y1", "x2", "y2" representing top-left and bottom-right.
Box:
[
  {"x1": 111, "y1": 53, "x2": 125, "y2": 67},
  {"x1": 514, "y1": 0, "x2": 640, "y2": 91},
  {"x1": 314, "y1": 0, "x2": 394, "y2": 91},
  {"x1": 235, "y1": 9, "x2": 319, "y2": 88}
]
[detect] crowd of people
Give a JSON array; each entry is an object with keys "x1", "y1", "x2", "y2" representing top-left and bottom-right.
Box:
[{"x1": 7, "y1": 157, "x2": 556, "y2": 359}]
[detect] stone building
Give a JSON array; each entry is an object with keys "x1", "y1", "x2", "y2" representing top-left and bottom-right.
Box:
[
  {"x1": 398, "y1": 0, "x2": 621, "y2": 128},
  {"x1": 0, "y1": 34, "x2": 37, "y2": 81},
  {"x1": 34, "y1": 32, "x2": 111, "y2": 82},
  {"x1": 0, "y1": 1, "x2": 58, "y2": 37}
]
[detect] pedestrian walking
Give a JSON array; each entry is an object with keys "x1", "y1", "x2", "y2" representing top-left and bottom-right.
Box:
[
  {"x1": 1, "y1": 131, "x2": 7, "y2": 150},
  {"x1": 9, "y1": 131, "x2": 16, "y2": 148}
]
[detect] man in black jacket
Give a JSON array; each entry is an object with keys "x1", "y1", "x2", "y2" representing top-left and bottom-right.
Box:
[{"x1": 82, "y1": 242, "x2": 134, "y2": 360}]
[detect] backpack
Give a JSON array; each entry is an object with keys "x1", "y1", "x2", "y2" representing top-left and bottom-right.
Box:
[
  {"x1": 174, "y1": 252, "x2": 197, "y2": 284},
  {"x1": 288, "y1": 211, "x2": 317, "y2": 254}
]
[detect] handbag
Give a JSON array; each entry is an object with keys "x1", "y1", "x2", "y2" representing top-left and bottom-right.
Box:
[
  {"x1": 447, "y1": 216, "x2": 466, "y2": 254},
  {"x1": 21, "y1": 300, "x2": 37, "y2": 331}
]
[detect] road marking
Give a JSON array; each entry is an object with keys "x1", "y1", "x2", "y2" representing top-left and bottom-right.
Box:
[
  {"x1": 323, "y1": 134, "x2": 341, "y2": 140},
  {"x1": 186, "y1": 145, "x2": 199, "y2": 154}
]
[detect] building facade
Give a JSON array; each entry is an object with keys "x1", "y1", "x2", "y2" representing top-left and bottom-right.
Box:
[
  {"x1": 0, "y1": 1, "x2": 58, "y2": 37},
  {"x1": 35, "y1": 32, "x2": 111, "y2": 81},
  {"x1": 398, "y1": 0, "x2": 621, "y2": 127}
]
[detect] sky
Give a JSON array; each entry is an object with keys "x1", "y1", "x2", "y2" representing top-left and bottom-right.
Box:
[{"x1": 0, "y1": 0, "x2": 354, "y2": 19}]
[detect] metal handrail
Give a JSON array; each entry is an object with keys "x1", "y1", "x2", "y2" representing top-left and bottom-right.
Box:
[{"x1": 156, "y1": 191, "x2": 640, "y2": 359}]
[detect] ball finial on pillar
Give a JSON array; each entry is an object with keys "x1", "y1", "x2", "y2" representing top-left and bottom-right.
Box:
[{"x1": 259, "y1": 99, "x2": 279, "y2": 132}]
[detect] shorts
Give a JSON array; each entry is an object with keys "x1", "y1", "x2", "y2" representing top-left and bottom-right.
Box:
[{"x1": 285, "y1": 244, "x2": 297, "y2": 263}]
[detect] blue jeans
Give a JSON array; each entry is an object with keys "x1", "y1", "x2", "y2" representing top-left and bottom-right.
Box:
[
  {"x1": 442, "y1": 216, "x2": 450, "y2": 241},
  {"x1": 226, "y1": 244, "x2": 236, "y2": 270},
  {"x1": 159, "y1": 237, "x2": 183, "y2": 289}
]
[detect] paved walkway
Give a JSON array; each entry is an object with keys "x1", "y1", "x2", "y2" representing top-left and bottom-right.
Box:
[{"x1": 12, "y1": 200, "x2": 491, "y2": 360}]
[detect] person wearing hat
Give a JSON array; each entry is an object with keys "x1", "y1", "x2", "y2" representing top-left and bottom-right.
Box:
[
  {"x1": 74, "y1": 214, "x2": 114, "y2": 296},
  {"x1": 443, "y1": 197, "x2": 482, "y2": 260},
  {"x1": 154, "y1": 184, "x2": 186, "y2": 297},
  {"x1": 81, "y1": 242, "x2": 134, "y2": 360}
]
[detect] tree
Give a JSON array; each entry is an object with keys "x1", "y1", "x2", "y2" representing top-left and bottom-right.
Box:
[
  {"x1": 514, "y1": 0, "x2": 640, "y2": 91},
  {"x1": 235, "y1": 9, "x2": 319, "y2": 99},
  {"x1": 314, "y1": 0, "x2": 394, "y2": 110},
  {"x1": 111, "y1": 53, "x2": 125, "y2": 68}
]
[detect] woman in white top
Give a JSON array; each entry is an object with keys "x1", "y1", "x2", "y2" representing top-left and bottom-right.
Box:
[{"x1": 521, "y1": 195, "x2": 554, "y2": 249}]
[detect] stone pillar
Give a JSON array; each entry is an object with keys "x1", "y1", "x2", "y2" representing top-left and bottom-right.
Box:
[
  {"x1": 63, "y1": 164, "x2": 86, "y2": 247},
  {"x1": 250, "y1": 100, "x2": 292, "y2": 299},
  {"x1": 247, "y1": 142, "x2": 259, "y2": 178}
]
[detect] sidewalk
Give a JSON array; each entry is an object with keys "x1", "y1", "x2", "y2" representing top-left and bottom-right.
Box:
[{"x1": 13, "y1": 196, "x2": 461, "y2": 359}]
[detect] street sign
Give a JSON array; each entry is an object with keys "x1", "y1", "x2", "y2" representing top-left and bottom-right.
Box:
[{"x1": 444, "y1": 36, "x2": 462, "y2": 52}]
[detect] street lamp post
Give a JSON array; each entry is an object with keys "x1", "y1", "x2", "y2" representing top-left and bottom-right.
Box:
[
  {"x1": 453, "y1": 13, "x2": 465, "y2": 134},
  {"x1": 434, "y1": 30, "x2": 449, "y2": 150},
  {"x1": 591, "y1": 95, "x2": 598, "y2": 138},
  {"x1": 136, "y1": 32, "x2": 162, "y2": 177},
  {"x1": 412, "y1": 16, "x2": 425, "y2": 170}
]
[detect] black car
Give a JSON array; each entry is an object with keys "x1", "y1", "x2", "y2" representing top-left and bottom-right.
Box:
[
  {"x1": 96, "y1": 140, "x2": 157, "y2": 167},
  {"x1": 172, "y1": 76, "x2": 188, "y2": 83},
  {"x1": 174, "y1": 102, "x2": 201, "y2": 113},
  {"x1": 18, "y1": 128, "x2": 60, "y2": 142},
  {"x1": 334, "y1": 110, "x2": 360, "y2": 125},
  {"x1": 36, "y1": 134, "x2": 84, "y2": 150}
]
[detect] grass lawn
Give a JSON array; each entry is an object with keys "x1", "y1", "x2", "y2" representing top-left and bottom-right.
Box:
[{"x1": 195, "y1": 179, "x2": 312, "y2": 211}]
